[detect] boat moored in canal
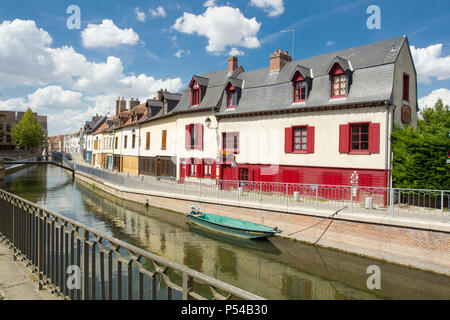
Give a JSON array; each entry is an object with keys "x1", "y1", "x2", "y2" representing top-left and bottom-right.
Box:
[{"x1": 185, "y1": 206, "x2": 282, "y2": 240}]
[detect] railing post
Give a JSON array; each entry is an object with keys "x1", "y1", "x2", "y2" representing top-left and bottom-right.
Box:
[
  {"x1": 391, "y1": 188, "x2": 395, "y2": 217},
  {"x1": 259, "y1": 182, "x2": 263, "y2": 204},
  {"x1": 315, "y1": 185, "x2": 319, "y2": 210},
  {"x1": 182, "y1": 273, "x2": 193, "y2": 300},
  {"x1": 82, "y1": 229, "x2": 89, "y2": 300},
  {"x1": 286, "y1": 183, "x2": 289, "y2": 209},
  {"x1": 441, "y1": 191, "x2": 444, "y2": 223},
  {"x1": 350, "y1": 186, "x2": 354, "y2": 213},
  {"x1": 37, "y1": 208, "x2": 43, "y2": 290}
]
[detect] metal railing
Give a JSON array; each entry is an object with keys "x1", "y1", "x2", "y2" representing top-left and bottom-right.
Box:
[
  {"x1": 0, "y1": 188, "x2": 264, "y2": 300},
  {"x1": 74, "y1": 163, "x2": 450, "y2": 223}
]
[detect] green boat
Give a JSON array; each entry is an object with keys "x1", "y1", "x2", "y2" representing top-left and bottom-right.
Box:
[{"x1": 185, "y1": 206, "x2": 282, "y2": 240}]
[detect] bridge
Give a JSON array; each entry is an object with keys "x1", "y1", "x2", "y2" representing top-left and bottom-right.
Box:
[{"x1": 1, "y1": 152, "x2": 75, "y2": 174}]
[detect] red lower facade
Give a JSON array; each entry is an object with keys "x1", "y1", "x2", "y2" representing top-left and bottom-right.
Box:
[{"x1": 180, "y1": 158, "x2": 389, "y2": 188}]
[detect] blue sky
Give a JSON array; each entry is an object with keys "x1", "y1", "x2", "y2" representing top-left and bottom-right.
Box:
[{"x1": 0, "y1": 0, "x2": 449, "y2": 135}]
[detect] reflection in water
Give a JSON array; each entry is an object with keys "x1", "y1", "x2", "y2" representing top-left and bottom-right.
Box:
[{"x1": 4, "y1": 164, "x2": 450, "y2": 300}]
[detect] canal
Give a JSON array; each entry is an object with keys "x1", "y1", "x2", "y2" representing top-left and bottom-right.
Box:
[{"x1": 3, "y1": 164, "x2": 450, "y2": 300}]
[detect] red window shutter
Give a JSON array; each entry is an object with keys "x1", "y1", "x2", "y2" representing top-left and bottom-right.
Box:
[
  {"x1": 285, "y1": 127, "x2": 293, "y2": 153},
  {"x1": 198, "y1": 124, "x2": 204, "y2": 150},
  {"x1": 186, "y1": 158, "x2": 191, "y2": 176},
  {"x1": 307, "y1": 126, "x2": 315, "y2": 153},
  {"x1": 185, "y1": 125, "x2": 191, "y2": 150},
  {"x1": 339, "y1": 124, "x2": 350, "y2": 153},
  {"x1": 211, "y1": 161, "x2": 216, "y2": 179},
  {"x1": 196, "y1": 159, "x2": 203, "y2": 178},
  {"x1": 369, "y1": 123, "x2": 380, "y2": 154}
]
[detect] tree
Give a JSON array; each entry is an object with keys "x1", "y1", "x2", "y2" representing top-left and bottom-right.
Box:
[
  {"x1": 391, "y1": 99, "x2": 450, "y2": 190},
  {"x1": 11, "y1": 108, "x2": 46, "y2": 154}
]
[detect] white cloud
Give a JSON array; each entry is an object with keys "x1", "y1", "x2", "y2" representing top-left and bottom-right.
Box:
[
  {"x1": 418, "y1": 88, "x2": 450, "y2": 110},
  {"x1": 0, "y1": 97, "x2": 27, "y2": 111},
  {"x1": 228, "y1": 47, "x2": 245, "y2": 56},
  {"x1": 204, "y1": 0, "x2": 217, "y2": 7},
  {"x1": 174, "y1": 49, "x2": 191, "y2": 58},
  {"x1": 250, "y1": 0, "x2": 285, "y2": 17},
  {"x1": 135, "y1": 7, "x2": 146, "y2": 22},
  {"x1": 326, "y1": 40, "x2": 336, "y2": 46},
  {"x1": 81, "y1": 19, "x2": 140, "y2": 48},
  {"x1": 173, "y1": 6, "x2": 261, "y2": 53},
  {"x1": 149, "y1": 6, "x2": 167, "y2": 18},
  {"x1": 0, "y1": 19, "x2": 184, "y2": 135},
  {"x1": 27, "y1": 86, "x2": 84, "y2": 112},
  {"x1": 411, "y1": 44, "x2": 450, "y2": 84}
]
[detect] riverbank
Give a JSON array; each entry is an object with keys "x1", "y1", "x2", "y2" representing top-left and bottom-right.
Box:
[
  {"x1": 0, "y1": 242, "x2": 58, "y2": 300},
  {"x1": 74, "y1": 169, "x2": 450, "y2": 276}
]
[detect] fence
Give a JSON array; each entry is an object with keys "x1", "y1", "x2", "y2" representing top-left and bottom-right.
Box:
[
  {"x1": 0, "y1": 188, "x2": 264, "y2": 300},
  {"x1": 74, "y1": 163, "x2": 449, "y2": 223}
]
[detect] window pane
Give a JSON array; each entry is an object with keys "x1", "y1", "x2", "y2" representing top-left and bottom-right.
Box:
[
  {"x1": 361, "y1": 133, "x2": 369, "y2": 142},
  {"x1": 352, "y1": 142, "x2": 360, "y2": 150},
  {"x1": 361, "y1": 125, "x2": 369, "y2": 134},
  {"x1": 352, "y1": 126, "x2": 360, "y2": 134},
  {"x1": 361, "y1": 142, "x2": 369, "y2": 150},
  {"x1": 301, "y1": 143, "x2": 307, "y2": 150},
  {"x1": 294, "y1": 143, "x2": 301, "y2": 150}
]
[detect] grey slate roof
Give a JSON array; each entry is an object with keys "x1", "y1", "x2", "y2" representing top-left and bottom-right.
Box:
[{"x1": 173, "y1": 36, "x2": 407, "y2": 117}]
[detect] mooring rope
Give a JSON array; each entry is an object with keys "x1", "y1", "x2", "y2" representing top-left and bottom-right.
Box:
[{"x1": 287, "y1": 206, "x2": 348, "y2": 237}]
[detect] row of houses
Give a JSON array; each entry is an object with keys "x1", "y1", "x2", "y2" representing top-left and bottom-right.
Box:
[{"x1": 65, "y1": 36, "x2": 418, "y2": 189}]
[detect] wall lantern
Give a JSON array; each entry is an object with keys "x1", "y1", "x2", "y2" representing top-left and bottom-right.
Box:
[{"x1": 205, "y1": 117, "x2": 212, "y2": 128}]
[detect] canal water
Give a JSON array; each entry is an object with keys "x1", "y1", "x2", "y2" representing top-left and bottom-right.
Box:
[{"x1": 3, "y1": 165, "x2": 450, "y2": 300}]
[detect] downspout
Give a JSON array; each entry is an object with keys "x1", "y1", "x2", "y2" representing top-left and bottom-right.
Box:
[
  {"x1": 137, "y1": 123, "x2": 141, "y2": 176},
  {"x1": 386, "y1": 103, "x2": 396, "y2": 190}
]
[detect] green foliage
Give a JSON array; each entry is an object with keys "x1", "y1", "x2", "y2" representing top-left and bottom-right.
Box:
[
  {"x1": 11, "y1": 108, "x2": 45, "y2": 151},
  {"x1": 392, "y1": 99, "x2": 450, "y2": 190}
]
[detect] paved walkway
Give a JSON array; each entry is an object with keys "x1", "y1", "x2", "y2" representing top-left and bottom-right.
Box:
[{"x1": 0, "y1": 242, "x2": 58, "y2": 300}]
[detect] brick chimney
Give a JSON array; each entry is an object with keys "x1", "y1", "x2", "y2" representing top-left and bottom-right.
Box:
[
  {"x1": 120, "y1": 97, "x2": 127, "y2": 113},
  {"x1": 228, "y1": 56, "x2": 238, "y2": 74},
  {"x1": 156, "y1": 88, "x2": 167, "y2": 101},
  {"x1": 270, "y1": 49, "x2": 292, "y2": 73},
  {"x1": 115, "y1": 97, "x2": 121, "y2": 116},
  {"x1": 129, "y1": 98, "x2": 140, "y2": 110}
]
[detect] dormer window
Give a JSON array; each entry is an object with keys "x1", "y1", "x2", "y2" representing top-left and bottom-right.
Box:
[
  {"x1": 227, "y1": 90, "x2": 237, "y2": 108},
  {"x1": 191, "y1": 81, "x2": 201, "y2": 106},
  {"x1": 292, "y1": 73, "x2": 307, "y2": 102},
  {"x1": 189, "y1": 76, "x2": 208, "y2": 107},
  {"x1": 328, "y1": 57, "x2": 352, "y2": 99},
  {"x1": 290, "y1": 67, "x2": 312, "y2": 103},
  {"x1": 330, "y1": 64, "x2": 346, "y2": 98},
  {"x1": 226, "y1": 83, "x2": 237, "y2": 108}
]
